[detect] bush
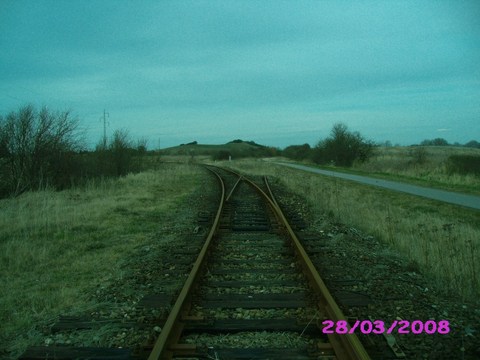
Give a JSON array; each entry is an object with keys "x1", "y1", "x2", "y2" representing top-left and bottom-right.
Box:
[
  {"x1": 446, "y1": 155, "x2": 480, "y2": 176},
  {"x1": 313, "y1": 123, "x2": 374, "y2": 167},
  {"x1": 420, "y1": 138, "x2": 449, "y2": 146},
  {"x1": 464, "y1": 140, "x2": 480, "y2": 149},
  {"x1": 409, "y1": 146, "x2": 428, "y2": 165},
  {"x1": 283, "y1": 144, "x2": 312, "y2": 160},
  {"x1": 212, "y1": 150, "x2": 231, "y2": 161},
  {"x1": 92, "y1": 129, "x2": 140, "y2": 177},
  {"x1": 0, "y1": 104, "x2": 82, "y2": 196},
  {"x1": 0, "y1": 106, "x2": 153, "y2": 198}
]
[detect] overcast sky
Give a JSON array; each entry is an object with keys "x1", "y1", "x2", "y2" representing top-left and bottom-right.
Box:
[{"x1": 1, "y1": 1, "x2": 479, "y2": 149}]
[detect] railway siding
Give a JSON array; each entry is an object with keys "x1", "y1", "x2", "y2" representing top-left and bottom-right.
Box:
[
  {"x1": 16, "y1": 165, "x2": 479, "y2": 359},
  {"x1": 267, "y1": 175, "x2": 480, "y2": 359},
  {"x1": 146, "y1": 167, "x2": 371, "y2": 359}
]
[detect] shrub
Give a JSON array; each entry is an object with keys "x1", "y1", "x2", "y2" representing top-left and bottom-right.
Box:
[
  {"x1": 446, "y1": 155, "x2": 480, "y2": 176},
  {"x1": 409, "y1": 146, "x2": 428, "y2": 165},
  {"x1": 464, "y1": 140, "x2": 480, "y2": 149},
  {"x1": 0, "y1": 104, "x2": 82, "y2": 196},
  {"x1": 283, "y1": 144, "x2": 312, "y2": 160},
  {"x1": 92, "y1": 129, "x2": 140, "y2": 177},
  {"x1": 313, "y1": 123, "x2": 374, "y2": 166},
  {"x1": 212, "y1": 150, "x2": 231, "y2": 161},
  {"x1": 421, "y1": 138, "x2": 449, "y2": 146}
]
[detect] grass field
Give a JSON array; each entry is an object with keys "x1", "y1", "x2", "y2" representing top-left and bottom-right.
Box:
[
  {"x1": 347, "y1": 146, "x2": 480, "y2": 194},
  {"x1": 223, "y1": 159, "x2": 480, "y2": 302},
  {"x1": 0, "y1": 164, "x2": 203, "y2": 357},
  {"x1": 1, "y1": 152, "x2": 478, "y2": 356}
]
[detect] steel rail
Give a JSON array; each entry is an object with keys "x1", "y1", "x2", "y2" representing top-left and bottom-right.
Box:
[
  {"x1": 262, "y1": 175, "x2": 371, "y2": 360},
  {"x1": 225, "y1": 175, "x2": 243, "y2": 202},
  {"x1": 147, "y1": 167, "x2": 225, "y2": 360},
  {"x1": 148, "y1": 165, "x2": 370, "y2": 359}
]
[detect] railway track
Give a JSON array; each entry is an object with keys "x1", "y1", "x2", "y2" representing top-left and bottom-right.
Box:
[
  {"x1": 19, "y1": 166, "x2": 371, "y2": 360},
  {"x1": 147, "y1": 166, "x2": 370, "y2": 359}
]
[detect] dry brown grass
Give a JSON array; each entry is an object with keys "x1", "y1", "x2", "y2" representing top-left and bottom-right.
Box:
[
  {"x1": 0, "y1": 164, "x2": 203, "y2": 357},
  {"x1": 224, "y1": 159, "x2": 480, "y2": 301},
  {"x1": 353, "y1": 146, "x2": 480, "y2": 193}
]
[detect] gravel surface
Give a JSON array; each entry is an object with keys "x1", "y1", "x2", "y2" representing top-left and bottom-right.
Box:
[
  {"x1": 182, "y1": 331, "x2": 315, "y2": 348},
  {"x1": 270, "y1": 177, "x2": 480, "y2": 359},
  {"x1": 28, "y1": 166, "x2": 218, "y2": 356},
  {"x1": 190, "y1": 306, "x2": 318, "y2": 321},
  {"x1": 25, "y1": 167, "x2": 479, "y2": 359}
]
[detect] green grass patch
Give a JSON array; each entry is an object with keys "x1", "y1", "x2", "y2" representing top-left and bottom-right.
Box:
[
  {"x1": 223, "y1": 159, "x2": 480, "y2": 301},
  {"x1": 446, "y1": 154, "x2": 480, "y2": 176},
  {"x1": 281, "y1": 145, "x2": 480, "y2": 195},
  {"x1": 0, "y1": 164, "x2": 204, "y2": 358}
]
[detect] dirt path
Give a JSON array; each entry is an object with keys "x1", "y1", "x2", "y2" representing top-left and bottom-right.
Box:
[{"x1": 274, "y1": 162, "x2": 480, "y2": 210}]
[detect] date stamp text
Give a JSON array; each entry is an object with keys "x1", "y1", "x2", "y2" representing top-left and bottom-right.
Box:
[{"x1": 321, "y1": 320, "x2": 450, "y2": 335}]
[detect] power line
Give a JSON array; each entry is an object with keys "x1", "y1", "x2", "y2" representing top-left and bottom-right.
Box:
[{"x1": 102, "y1": 109, "x2": 109, "y2": 148}]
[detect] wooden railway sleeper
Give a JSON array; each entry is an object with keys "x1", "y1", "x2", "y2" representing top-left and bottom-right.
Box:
[{"x1": 148, "y1": 167, "x2": 371, "y2": 360}]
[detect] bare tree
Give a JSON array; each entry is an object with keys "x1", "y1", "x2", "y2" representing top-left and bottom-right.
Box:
[
  {"x1": 110, "y1": 129, "x2": 133, "y2": 176},
  {"x1": 0, "y1": 104, "x2": 80, "y2": 196},
  {"x1": 136, "y1": 137, "x2": 148, "y2": 154},
  {"x1": 409, "y1": 146, "x2": 428, "y2": 165}
]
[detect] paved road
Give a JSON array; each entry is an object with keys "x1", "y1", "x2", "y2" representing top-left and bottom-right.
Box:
[{"x1": 274, "y1": 162, "x2": 480, "y2": 211}]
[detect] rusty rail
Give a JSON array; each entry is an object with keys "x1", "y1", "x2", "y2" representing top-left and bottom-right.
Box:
[
  {"x1": 148, "y1": 166, "x2": 370, "y2": 359},
  {"x1": 262, "y1": 175, "x2": 371, "y2": 360},
  {"x1": 147, "y1": 167, "x2": 226, "y2": 360},
  {"x1": 203, "y1": 166, "x2": 371, "y2": 358}
]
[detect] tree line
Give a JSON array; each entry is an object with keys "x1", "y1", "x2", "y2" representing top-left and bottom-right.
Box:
[
  {"x1": 419, "y1": 138, "x2": 480, "y2": 148},
  {"x1": 2, "y1": 104, "x2": 478, "y2": 198},
  {"x1": 282, "y1": 124, "x2": 480, "y2": 177},
  {"x1": 282, "y1": 125, "x2": 480, "y2": 165},
  {"x1": 0, "y1": 104, "x2": 148, "y2": 198}
]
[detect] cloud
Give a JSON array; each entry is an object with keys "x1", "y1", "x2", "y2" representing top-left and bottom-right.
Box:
[{"x1": 1, "y1": 1, "x2": 480, "y2": 148}]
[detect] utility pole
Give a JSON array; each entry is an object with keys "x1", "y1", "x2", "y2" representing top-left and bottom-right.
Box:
[{"x1": 103, "y1": 109, "x2": 109, "y2": 148}]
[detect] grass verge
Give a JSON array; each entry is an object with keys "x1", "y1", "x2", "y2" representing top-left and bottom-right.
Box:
[
  {"x1": 352, "y1": 146, "x2": 480, "y2": 194},
  {"x1": 225, "y1": 159, "x2": 480, "y2": 302},
  {"x1": 0, "y1": 163, "x2": 203, "y2": 357},
  {"x1": 277, "y1": 145, "x2": 480, "y2": 195}
]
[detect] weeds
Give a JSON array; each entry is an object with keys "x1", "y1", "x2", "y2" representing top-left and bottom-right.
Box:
[
  {"x1": 355, "y1": 146, "x2": 480, "y2": 193},
  {"x1": 446, "y1": 155, "x2": 480, "y2": 176},
  {"x1": 225, "y1": 159, "x2": 480, "y2": 301},
  {"x1": 0, "y1": 164, "x2": 203, "y2": 357}
]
